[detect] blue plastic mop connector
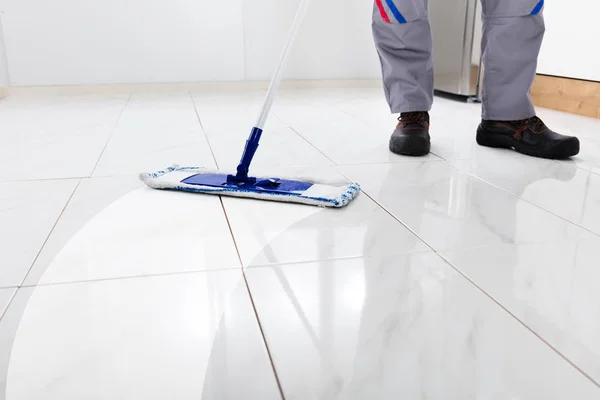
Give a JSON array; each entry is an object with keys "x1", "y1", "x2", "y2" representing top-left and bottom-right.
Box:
[
  {"x1": 227, "y1": 127, "x2": 281, "y2": 187},
  {"x1": 227, "y1": 126, "x2": 262, "y2": 184},
  {"x1": 179, "y1": 129, "x2": 317, "y2": 192}
]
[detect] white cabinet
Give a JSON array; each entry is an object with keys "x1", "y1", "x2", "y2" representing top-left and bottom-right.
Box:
[{"x1": 537, "y1": 1, "x2": 600, "y2": 82}]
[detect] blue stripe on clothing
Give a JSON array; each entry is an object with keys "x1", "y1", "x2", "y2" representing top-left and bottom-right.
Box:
[
  {"x1": 531, "y1": 0, "x2": 544, "y2": 15},
  {"x1": 384, "y1": 0, "x2": 408, "y2": 23}
]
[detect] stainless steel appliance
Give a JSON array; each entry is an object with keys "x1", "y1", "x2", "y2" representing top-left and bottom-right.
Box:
[{"x1": 429, "y1": 0, "x2": 483, "y2": 101}]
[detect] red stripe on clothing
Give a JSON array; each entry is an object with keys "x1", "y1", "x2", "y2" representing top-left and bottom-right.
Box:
[{"x1": 375, "y1": 0, "x2": 391, "y2": 23}]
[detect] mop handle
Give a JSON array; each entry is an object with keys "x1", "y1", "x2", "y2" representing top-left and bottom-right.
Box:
[
  {"x1": 254, "y1": 0, "x2": 312, "y2": 129},
  {"x1": 230, "y1": 0, "x2": 312, "y2": 181}
]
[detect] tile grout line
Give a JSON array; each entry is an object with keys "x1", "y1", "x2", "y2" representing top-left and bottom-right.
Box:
[
  {"x1": 240, "y1": 271, "x2": 286, "y2": 400},
  {"x1": 18, "y1": 178, "x2": 83, "y2": 287},
  {"x1": 20, "y1": 266, "x2": 243, "y2": 289},
  {"x1": 334, "y1": 158, "x2": 446, "y2": 168},
  {"x1": 276, "y1": 112, "x2": 444, "y2": 170},
  {"x1": 189, "y1": 92, "x2": 220, "y2": 169},
  {"x1": 218, "y1": 197, "x2": 286, "y2": 400},
  {"x1": 0, "y1": 174, "x2": 142, "y2": 185},
  {"x1": 193, "y1": 92, "x2": 288, "y2": 398},
  {"x1": 0, "y1": 176, "x2": 89, "y2": 184},
  {"x1": 435, "y1": 252, "x2": 600, "y2": 389},
  {"x1": 325, "y1": 95, "x2": 600, "y2": 176},
  {"x1": 277, "y1": 102, "x2": 356, "y2": 167},
  {"x1": 278, "y1": 116, "x2": 338, "y2": 166},
  {"x1": 449, "y1": 162, "x2": 600, "y2": 240},
  {"x1": 278, "y1": 101, "x2": 446, "y2": 166},
  {"x1": 338, "y1": 155, "x2": 598, "y2": 241},
  {"x1": 15, "y1": 251, "x2": 429, "y2": 290},
  {"x1": 343, "y1": 173, "x2": 600, "y2": 389},
  {"x1": 570, "y1": 164, "x2": 600, "y2": 177},
  {"x1": 89, "y1": 93, "x2": 133, "y2": 177},
  {"x1": 335, "y1": 168, "x2": 435, "y2": 251},
  {"x1": 318, "y1": 100, "x2": 458, "y2": 161},
  {"x1": 244, "y1": 250, "x2": 433, "y2": 271},
  {"x1": 0, "y1": 287, "x2": 19, "y2": 325},
  {"x1": 4, "y1": 89, "x2": 128, "y2": 324}
]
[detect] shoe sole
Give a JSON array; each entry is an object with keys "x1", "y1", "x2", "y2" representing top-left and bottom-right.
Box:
[
  {"x1": 476, "y1": 127, "x2": 580, "y2": 159},
  {"x1": 389, "y1": 136, "x2": 431, "y2": 157}
]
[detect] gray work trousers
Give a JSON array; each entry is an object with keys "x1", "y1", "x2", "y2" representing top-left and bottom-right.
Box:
[{"x1": 373, "y1": 0, "x2": 545, "y2": 120}]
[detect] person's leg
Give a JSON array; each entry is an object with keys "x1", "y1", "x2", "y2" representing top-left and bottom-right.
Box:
[
  {"x1": 372, "y1": 0, "x2": 433, "y2": 113},
  {"x1": 477, "y1": 0, "x2": 580, "y2": 159},
  {"x1": 480, "y1": 0, "x2": 543, "y2": 120},
  {"x1": 372, "y1": 0, "x2": 433, "y2": 156}
]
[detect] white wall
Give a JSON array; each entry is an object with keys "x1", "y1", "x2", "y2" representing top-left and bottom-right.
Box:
[
  {"x1": 243, "y1": 0, "x2": 380, "y2": 80},
  {"x1": 475, "y1": 0, "x2": 600, "y2": 83},
  {"x1": 1, "y1": 0, "x2": 245, "y2": 85},
  {"x1": 0, "y1": 0, "x2": 381, "y2": 86},
  {"x1": 0, "y1": 11, "x2": 9, "y2": 95},
  {"x1": 537, "y1": 1, "x2": 600, "y2": 82},
  {"x1": 4, "y1": 0, "x2": 595, "y2": 86}
]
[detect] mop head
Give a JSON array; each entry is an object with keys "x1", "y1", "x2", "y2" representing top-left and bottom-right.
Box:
[{"x1": 139, "y1": 165, "x2": 360, "y2": 208}]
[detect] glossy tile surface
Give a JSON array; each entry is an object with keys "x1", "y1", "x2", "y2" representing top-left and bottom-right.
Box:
[
  {"x1": 246, "y1": 254, "x2": 600, "y2": 399},
  {"x1": 222, "y1": 167, "x2": 429, "y2": 266},
  {"x1": 324, "y1": 92, "x2": 516, "y2": 161},
  {"x1": 0, "y1": 179, "x2": 78, "y2": 287},
  {"x1": 441, "y1": 239, "x2": 600, "y2": 385},
  {"x1": 0, "y1": 289, "x2": 16, "y2": 317},
  {"x1": 533, "y1": 109, "x2": 600, "y2": 175},
  {"x1": 23, "y1": 175, "x2": 143, "y2": 286},
  {"x1": 537, "y1": 107, "x2": 600, "y2": 142},
  {"x1": 3, "y1": 271, "x2": 280, "y2": 399},
  {"x1": 453, "y1": 156, "x2": 600, "y2": 235},
  {"x1": 273, "y1": 96, "x2": 442, "y2": 165},
  {"x1": 93, "y1": 93, "x2": 216, "y2": 176},
  {"x1": 562, "y1": 135, "x2": 600, "y2": 176},
  {"x1": 0, "y1": 94, "x2": 129, "y2": 181},
  {"x1": 338, "y1": 162, "x2": 593, "y2": 251},
  {"x1": 191, "y1": 93, "x2": 333, "y2": 169},
  {"x1": 2, "y1": 87, "x2": 600, "y2": 398},
  {"x1": 29, "y1": 186, "x2": 240, "y2": 285}
]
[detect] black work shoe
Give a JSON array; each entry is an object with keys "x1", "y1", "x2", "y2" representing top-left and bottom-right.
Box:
[
  {"x1": 476, "y1": 116, "x2": 580, "y2": 159},
  {"x1": 389, "y1": 112, "x2": 431, "y2": 156}
]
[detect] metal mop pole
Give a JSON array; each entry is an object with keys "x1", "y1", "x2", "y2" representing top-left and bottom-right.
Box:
[{"x1": 229, "y1": 0, "x2": 312, "y2": 183}]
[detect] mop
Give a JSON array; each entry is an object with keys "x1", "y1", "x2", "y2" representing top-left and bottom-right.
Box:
[{"x1": 139, "y1": 0, "x2": 360, "y2": 208}]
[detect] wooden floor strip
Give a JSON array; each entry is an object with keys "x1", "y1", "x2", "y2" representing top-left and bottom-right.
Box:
[{"x1": 531, "y1": 74, "x2": 600, "y2": 119}]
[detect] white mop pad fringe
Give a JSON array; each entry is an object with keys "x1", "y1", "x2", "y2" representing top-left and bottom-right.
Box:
[{"x1": 139, "y1": 165, "x2": 360, "y2": 208}]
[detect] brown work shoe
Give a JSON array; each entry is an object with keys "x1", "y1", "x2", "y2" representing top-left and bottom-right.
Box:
[
  {"x1": 477, "y1": 116, "x2": 580, "y2": 159},
  {"x1": 389, "y1": 112, "x2": 431, "y2": 156}
]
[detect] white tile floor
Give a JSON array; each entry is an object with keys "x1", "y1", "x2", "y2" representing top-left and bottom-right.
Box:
[{"x1": 1, "y1": 86, "x2": 600, "y2": 399}]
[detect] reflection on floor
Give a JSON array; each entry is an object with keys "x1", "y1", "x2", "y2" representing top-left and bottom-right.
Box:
[{"x1": 1, "y1": 86, "x2": 600, "y2": 399}]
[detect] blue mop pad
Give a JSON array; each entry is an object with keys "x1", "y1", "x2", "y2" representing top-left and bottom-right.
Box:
[{"x1": 139, "y1": 164, "x2": 360, "y2": 208}]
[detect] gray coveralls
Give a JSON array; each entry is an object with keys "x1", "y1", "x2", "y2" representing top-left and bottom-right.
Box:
[{"x1": 373, "y1": 0, "x2": 545, "y2": 120}]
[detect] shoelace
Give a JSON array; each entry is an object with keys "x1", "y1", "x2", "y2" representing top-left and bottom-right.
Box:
[
  {"x1": 507, "y1": 116, "x2": 545, "y2": 126},
  {"x1": 399, "y1": 112, "x2": 427, "y2": 126},
  {"x1": 530, "y1": 116, "x2": 546, "y2": 126},
  {"x1": 511, "y1": 117, "x2": 546, "y2": 140}
]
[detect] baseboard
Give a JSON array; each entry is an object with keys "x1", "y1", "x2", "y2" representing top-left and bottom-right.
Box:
[
  {"x1": 6, "y1": 79, "x2": 383, "y2": 97},
  {"x1": 531, "y1": 74, "x2": 600, "y2": 119}
]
